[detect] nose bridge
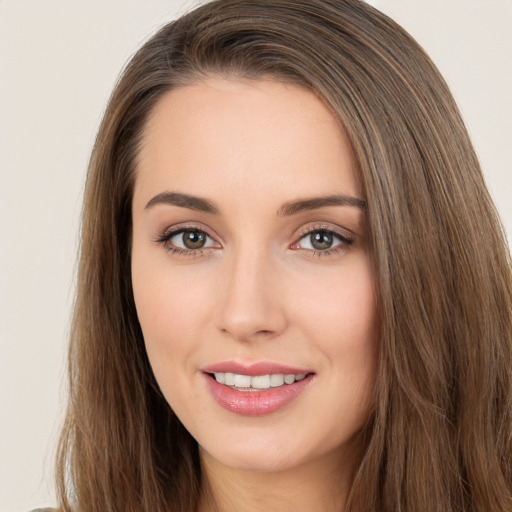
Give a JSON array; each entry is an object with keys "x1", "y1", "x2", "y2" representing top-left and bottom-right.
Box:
[{"x1": 217, "y1": 241, "x2": 286, "y2": 341}]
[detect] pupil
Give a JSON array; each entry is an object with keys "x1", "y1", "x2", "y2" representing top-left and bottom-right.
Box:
[
  {"x1": 183, "y1": 230, "x2": 206, "y2": 249},
  {"x1": 311, "y1": 231, "x2": 333, "y2": 250}
]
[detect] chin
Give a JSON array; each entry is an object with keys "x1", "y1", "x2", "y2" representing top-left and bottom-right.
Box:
[{"x1": 200, "y1": 436, "x2": 308, "y2": 473}]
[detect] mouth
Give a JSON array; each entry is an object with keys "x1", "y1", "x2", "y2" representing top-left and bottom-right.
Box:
[
  {"x1": 201, "y1": 362, "x2": 315, "y2": 416},
  {"x1": 208, "y1": 371, "x2": 308, "y2": 391}
]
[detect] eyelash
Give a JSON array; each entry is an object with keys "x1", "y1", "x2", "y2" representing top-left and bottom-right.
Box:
[
  {"x1": 154, "y1": 225, "x2": 353, "y2": 258},
  {"x1": 154, "y1": 225, "x2": 216, "y2": 258},
  {"x1": 292, "y1": 225, "x2": 353, "y2": 257}
]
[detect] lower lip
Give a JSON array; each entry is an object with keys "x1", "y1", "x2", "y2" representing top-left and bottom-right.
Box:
[{"x1": 203, "y1": 373, "x2": 314, "y2": 416}]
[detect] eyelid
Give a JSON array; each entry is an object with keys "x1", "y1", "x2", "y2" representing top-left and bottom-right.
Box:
[
  {"x1": 154, "y1": 221, "x2": 219, "y2": 240},
  {"x1": 153, "y1": 221, "x2": 353, "y2": 257},
  {"x1": 294, "y1": 223, "x2": 353, "y2": 240},
  {"x1": 153, "y1": 223, "x2": 222, "y2": 254},
  {"x1": 290, "y1": 223, "x2": 354, "y2": 254}
]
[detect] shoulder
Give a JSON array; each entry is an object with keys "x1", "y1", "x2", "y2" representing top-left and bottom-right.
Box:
[{"x1": 30, "y1": 509, "x2": 57, "y2": 512}]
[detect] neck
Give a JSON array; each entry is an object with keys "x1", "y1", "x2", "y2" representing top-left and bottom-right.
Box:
[{"x1": 197, "y1": 443, "x2": 361, "y2": 512}]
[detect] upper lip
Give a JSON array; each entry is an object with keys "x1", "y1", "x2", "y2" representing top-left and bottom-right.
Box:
[{"x1": 201, "y1": 360, "x2": 313, "y2": 376}]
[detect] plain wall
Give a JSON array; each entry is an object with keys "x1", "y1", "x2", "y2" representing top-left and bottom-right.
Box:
[{"x1": 0, "y1": 1, "x2": 510, "y2": 511}]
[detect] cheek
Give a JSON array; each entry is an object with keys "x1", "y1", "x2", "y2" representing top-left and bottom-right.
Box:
[
  {"x1": 296, "y1": 259, "x2": 379, "y2": 401},
  {"x1": 131, "y1": 253, "x2": 217, "y2": 376},
  {"x1": 132, "y1": 268, "x2": 195, "y2": 410},
  {"x1": 296, "y1": 259, "x2": 378, "y2": 345},
  {"x1": 133, "y1": 248, "x2": 203, "y2": 333}
]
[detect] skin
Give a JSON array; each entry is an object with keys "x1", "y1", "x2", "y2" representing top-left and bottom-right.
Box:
[{"x1": 131, "y1": 77, "x2": 379, "y2": 511}]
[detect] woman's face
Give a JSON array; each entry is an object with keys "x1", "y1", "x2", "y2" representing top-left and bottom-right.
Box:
[{"x1": 131, "y1": 78, "x2": 379, "y2": 474}]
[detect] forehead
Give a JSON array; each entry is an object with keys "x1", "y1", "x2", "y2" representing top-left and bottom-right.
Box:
[{"x1": 134, "y1": 77, "x2": 361, "y2": 211}]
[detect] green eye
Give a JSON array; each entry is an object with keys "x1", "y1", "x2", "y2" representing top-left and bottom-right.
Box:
[
  {"x1": 309, "y1": 231, "x2": 335, "y2": 250},
  {"x1": 169, "y1": 229, "x2": 215, "y2": 250},
  {"x1": 181, "y1": 230, "x2": 207, "y2": 249},
  {"x1": 296, "y1": 229, "x2": 351, "y2": 253}
]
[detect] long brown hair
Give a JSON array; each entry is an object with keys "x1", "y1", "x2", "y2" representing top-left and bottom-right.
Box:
[{"x1": 56, "y1": 1, "x2": 512, "y2": 510}]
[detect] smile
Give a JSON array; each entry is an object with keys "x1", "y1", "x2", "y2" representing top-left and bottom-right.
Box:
[
  {"x1": 212, "y1": 372, "x2": 307, "y2": 390},
  {"x1": 201, "y1": 362, "x2": 315, "y2": 416}
]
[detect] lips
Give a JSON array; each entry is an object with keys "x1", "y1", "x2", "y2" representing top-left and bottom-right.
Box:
[{"x1": 201, "y1": 361, "x2": 315, "y2": 416}]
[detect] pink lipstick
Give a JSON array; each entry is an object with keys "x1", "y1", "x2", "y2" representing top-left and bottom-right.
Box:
[{"x1": 201, "y1": 361, "x2": 315, "y2": 416}]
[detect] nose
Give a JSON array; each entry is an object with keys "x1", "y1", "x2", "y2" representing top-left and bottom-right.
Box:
[{"x1": 216, "y1": 246, "x2": 288, "y2": 342}]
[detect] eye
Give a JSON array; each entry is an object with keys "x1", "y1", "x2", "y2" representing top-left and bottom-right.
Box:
[
  {"x1": 155, "y1": 227, "x2": 220, "y2": 255},
  {"x1": 294, "y1": 228, "x2": 352, "y2": 253},
  {"x1": 170, "y1": 229, "x2": 215, "y2": 250}
]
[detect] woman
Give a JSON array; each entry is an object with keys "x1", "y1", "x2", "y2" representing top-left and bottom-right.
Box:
[{"x1": 49, "y1": 0, "x2": 512, "y2": 511}]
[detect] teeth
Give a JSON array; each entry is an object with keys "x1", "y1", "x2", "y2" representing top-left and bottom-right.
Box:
[
  {"x1": 233, "y1": 374, "x2": 251, "y2": 388},
  {"x1": 251, "y1": 375, "x2": 271, "y2": 389},
  {"x1": 213, "y1": 372, "x2": 307, "y2": 390},
  {"x1": 269, "y1": 374, "x2": 284, "y2": 387},
  {"x1": 284, "y1": 374, "x2": 295, "y2": 384}
]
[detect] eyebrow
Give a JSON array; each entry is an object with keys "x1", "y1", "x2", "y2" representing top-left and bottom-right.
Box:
[
  {"x1": 144, "y1": 191, "x2": 366, "y2": 215},
  {"x1": 278, "y1": 194, "x2": 366, "y2": 216},
  {"x1": 145, "y1": 192, "x2": 219, "y2": 214}
]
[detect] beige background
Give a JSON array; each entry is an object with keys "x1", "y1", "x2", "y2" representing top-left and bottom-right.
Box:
[{"x1": 1, "y1": 1, "x2": 511, "y2": 511}]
